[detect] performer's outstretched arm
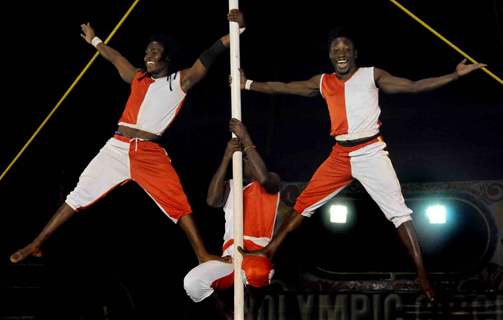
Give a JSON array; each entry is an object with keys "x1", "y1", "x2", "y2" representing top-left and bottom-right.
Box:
[
  {"x1": 80, "y1": 22, "x2": 137, "y2": 83},
  {"x1": 375, "y1": 59, "x2": 486, "y2": 94},
  {"x1": 239, "y1": 69, "x2": 322, "y2": 97}
]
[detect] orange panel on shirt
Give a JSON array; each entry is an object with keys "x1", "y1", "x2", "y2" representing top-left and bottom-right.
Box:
[
  {"x1": 322, "y1": 74, "x2": 348, "y2": 137},
  {"x1": 120, "y1": 72, "x2": 154, "y2": 124},
  {"x1": 243, "y1": 182, "x2": 279, "y2": 239}
]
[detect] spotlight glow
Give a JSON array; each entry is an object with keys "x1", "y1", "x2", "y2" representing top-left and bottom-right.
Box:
[
  {"x1": 426, "y1": 205, "x2": 447, "y2": 224},
  {"x1": 330, "y1": 205, "x2": 348, "y2": 224}
]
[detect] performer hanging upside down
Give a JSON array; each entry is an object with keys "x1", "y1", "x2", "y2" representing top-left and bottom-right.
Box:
[
  {"x1": 10, "y1": 9, "x2": 246, "y2": 265},
  {"x1": 184, "y1": 118, "x2": 282, "y2": 320},
  {"x1": 238, "y1": 27, "x2": 486, "y2": 302}
]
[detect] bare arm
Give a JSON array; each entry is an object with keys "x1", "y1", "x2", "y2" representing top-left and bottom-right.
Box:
[
  {"x1": 229, "y1": 118, "x2": 281, "y2": 194},
  {"x1": 375, "y1": 59, "x2": 486, "y2": 94},
  {"x1": 240, "y1": 70, "x2": 322, "y2": 97},
  {"x1": 80, "y1": 23, "x2": 137, "y2": 83},
  {"x1": 180, "y1": 9, "x2": 245, "y2": 93},
  {"x1": 207, "y1": 138, "x2": 241, "y2": 208}
]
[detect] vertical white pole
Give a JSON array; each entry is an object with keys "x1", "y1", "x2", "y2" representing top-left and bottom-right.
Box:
[{"x1": 228, "y1": 1, "x2": 244, "y2": 320}]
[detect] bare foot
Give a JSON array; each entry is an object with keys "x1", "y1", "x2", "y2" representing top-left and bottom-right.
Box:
[
  {"x1": 417, "y1": 277, "x2": 436, "y2": 303},
  {"x1": 10, "y1": 243, "x2": 43, "y2": 264}
]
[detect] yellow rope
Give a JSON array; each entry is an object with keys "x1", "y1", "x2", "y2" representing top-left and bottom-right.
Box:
[
  {"x1": 388, "y1": 0, "x2": 503, "y2": 86},
  {"x1": 0, "y1": 0, "x2": 141, "y2": 183}
]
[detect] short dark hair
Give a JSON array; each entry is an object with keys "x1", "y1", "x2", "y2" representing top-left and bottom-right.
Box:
[
  {"x1": 149, "y1": 34, "x2": 180, "y2": 63},
  {"x1": 327, "y1": 27, "x2": 357, "y2": 48}
]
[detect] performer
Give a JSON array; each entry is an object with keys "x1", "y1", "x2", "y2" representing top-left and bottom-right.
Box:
[
  {"x1": 238, "y1": 27, "x2": 486, "y2": 302},
  {"x1": 10, "y1": 10, "x2": 246, "y2": 265},
  {"x1": 184, "y1": 118, "x2": 281, "y2": 319}
]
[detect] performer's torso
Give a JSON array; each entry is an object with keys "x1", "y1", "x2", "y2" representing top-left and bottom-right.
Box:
[
  {"x1": 223, "y1": 180, "x2": 279, "y2": 251},
  {"x1": 321, "y1": 67, "x2": 380, "y2": 138},
  {"x1": 118, "y1": 71, "x2": 186, "y2": 136}
]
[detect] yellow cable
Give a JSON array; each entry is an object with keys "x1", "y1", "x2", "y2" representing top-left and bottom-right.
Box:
[
  {"x1": 0, "y1": 0, "x2": 140, "y2": 183},
  {"x1": 388, "y1": 0, "x2": 503, "y2": 86}
]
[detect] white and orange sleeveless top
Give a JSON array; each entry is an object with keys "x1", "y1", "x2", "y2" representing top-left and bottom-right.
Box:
[
  {"x1": 320, "y1": 67, "x2": 380, "y2": 140},
  {"x1": 222, "y1": 180, "x2": 280, "y2": 255},
  {"x1": 118, "y1": 71, "x2": 186, "y2": 136}
]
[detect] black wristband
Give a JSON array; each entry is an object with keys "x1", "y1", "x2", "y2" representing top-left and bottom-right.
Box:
[{"x1": 199, "y1": 39, "x2": 226, "y2": 68}]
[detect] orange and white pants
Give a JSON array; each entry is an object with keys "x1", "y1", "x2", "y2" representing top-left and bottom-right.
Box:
[
  {"x1": 65, "y1": 134, "x2": 192, "y2": 222},
  {"x1": 184, "y1": 260, "x2": 235, "y2": 303},
  {"x1": 183, "y1": 240, "x2": 269, "y2": 303},
  {"x1": 294, "y1": 139, "x2": 412, "y2": 228}
]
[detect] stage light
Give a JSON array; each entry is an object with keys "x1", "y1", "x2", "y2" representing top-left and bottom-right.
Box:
[
  {"x1": 426, "y1": 205, "x2": 447, "y2": 224},
  {"x1": 329, "y1": 205, "x2": 348, "y2": 224}
]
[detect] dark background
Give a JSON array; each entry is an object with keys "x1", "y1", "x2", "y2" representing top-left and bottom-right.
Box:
[{"x1": 1, "y1": 0, "x2": 502, "y2": 318}]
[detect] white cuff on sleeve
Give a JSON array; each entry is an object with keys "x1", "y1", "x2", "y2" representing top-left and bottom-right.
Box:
[
  {"x1": 245, "y1": 79, "x2": 253, "y2": 90},
  {"x1": 91, "y1": 36, "x2": 103, "y2": 48}
]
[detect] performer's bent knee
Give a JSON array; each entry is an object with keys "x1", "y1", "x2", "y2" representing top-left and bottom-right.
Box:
[{"x1": 183, "y1": 272, "x2": 213, "y2": 303}]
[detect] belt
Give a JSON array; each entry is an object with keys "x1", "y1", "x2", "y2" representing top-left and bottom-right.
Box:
[
  {"x1": 336, "y1": 133, "x2": 380, "y2": 147},
  {"x1": 114, "y1": 130, "x2": 162, "y2": 142}
]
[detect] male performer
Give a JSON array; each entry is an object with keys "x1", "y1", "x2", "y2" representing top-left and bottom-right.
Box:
[
  {"x1": 184, "y1": 119, "x2": 281, "y2": 319},
  {"x1": 10, "y1": 10, "x2": 246, "y2": 265},
  {"x1": 238, "y1": 27, "x2": 486, "y2": 301}
]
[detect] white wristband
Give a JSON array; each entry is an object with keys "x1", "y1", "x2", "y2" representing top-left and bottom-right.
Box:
[
  {"x1": 239, "y1": 27, "x2": 246, "y2": 34},
  {"x1": 245, "y1": 79, "x2": 253, "y2": 90},
  {"x1": 91, "y1": 36, "x2": 103, "y2": 48}
]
